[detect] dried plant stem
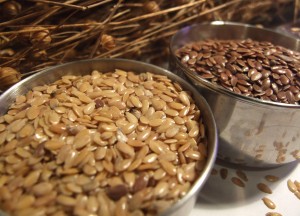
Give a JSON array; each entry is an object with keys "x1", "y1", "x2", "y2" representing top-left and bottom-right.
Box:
[
  {"x1": 111, "y1": 0, "x2": 206, "y2": 25},
  {"x1": 29, "y1": 0, "x2": 86, "y2": 10},
  {"x1": 98, "y1": 0, "x2": 242, "y2": 59}
]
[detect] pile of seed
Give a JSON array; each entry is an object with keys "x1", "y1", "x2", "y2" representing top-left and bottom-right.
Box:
[
  {"x1": 175, "y1": 39, "x2": 300, "y2": 104},
  {"x1": 0, "y1": 69, "x2": 207, "y2": 216}
]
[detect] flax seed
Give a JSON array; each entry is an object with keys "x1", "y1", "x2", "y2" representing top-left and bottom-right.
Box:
[{"x1": 262, "y1": 197, "x2": 276, "y2": 209}]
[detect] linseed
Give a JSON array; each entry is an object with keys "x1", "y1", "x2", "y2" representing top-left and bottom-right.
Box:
[
  {"x1": 265, "y1": 212, "x2": 282, "y2": 216},
  {"x1": 236, "y1": 170, "x2": 248, "y2": 182},
  {"x1": 265, "y1": 175, "x2": 279, "y2": 182},
  {"x1": 287, "y1": 179, "x2": 298, "y2": 193},
  {"x1": 0, "y1": 69, "x2": 207, "y2": 216},
  {"x1": 262, "y1": 197, "x2": 276, "y2": 209},
  {"x1": 231, "y1": 177, "x2": 245, "y2": 188},
  {"x1": 257, "y1": 183, "x2": 273, "y2": 194},
  {"x1": 176, "y1": 39, "x2": 300, "y2": 104},
  {"x1": 220, "y1": 168, "x2": 228, "y2": 179}
]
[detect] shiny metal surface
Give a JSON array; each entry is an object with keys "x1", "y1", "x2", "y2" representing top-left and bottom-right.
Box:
[
  {"x1": 0, "y1": 58, "x2": 218, "y2": 216},
  {"x1": 169, "y1": 21, "x2": 300, "y2": 167}
]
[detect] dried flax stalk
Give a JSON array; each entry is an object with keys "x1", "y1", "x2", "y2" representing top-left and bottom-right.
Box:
[{"x1": 0, "y1": 0, "x2": 295, "y2": 90}]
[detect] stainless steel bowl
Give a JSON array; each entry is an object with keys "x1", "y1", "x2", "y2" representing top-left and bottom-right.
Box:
[
  {"x1": 169, "y1": 21, "x2": 300, "y2": 168},
  {"x1": 0, "y1": 58, "x2": 217, "y2": 216}
]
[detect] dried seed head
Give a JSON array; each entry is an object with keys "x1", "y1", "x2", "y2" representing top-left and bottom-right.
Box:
[
  {"x1": 2, "y1": 1, "x2": 22, "y2": 17},
  {"x1": 0, "y1": 67, "x2": 21, "y2": 91},
  {"x1": 143, "y1": 1, "x2": 160, "y2": 13},
  {"x1": 101, "y1": 34, "x2": 116, "y2": 50},
  {"x1": 32, "y1": 50, "x2": 47, "y2": 60},
  {"x1": 21, "y1": 27, "x2": 51, "y2": 47},
  {"x1": 0, "y1": 49, "x2": 15, "y2": 57}
]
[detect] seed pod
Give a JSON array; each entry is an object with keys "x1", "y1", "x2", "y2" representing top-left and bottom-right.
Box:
[
  {"x1": 101, "y1": 34, "x2": 116, "y2": 50},
  {"x1": 0, "y1": 67, "x2": 21, "y2": 91},
  {"x1": 2, "y1": 1, "x2": 22, "y2": 17},
  {"x1": 143, "y1": 1, "x2": 160, "y2": 13},
  {"x1": 0, "y1": 49, "x2": 15, "y2": 57},
  {"x1": 32, "y1": 50, "x2": 47, "y2": 60},
  {"x1": 21, "y1": 27, "x2": 51, "y2": 47}
]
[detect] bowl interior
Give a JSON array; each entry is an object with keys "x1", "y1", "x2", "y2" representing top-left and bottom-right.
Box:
[
  {"x1": 170, "y1": 21, "x2": 300, "y2": 108},
  {"x1": 0, "y1": 58, "x2": 218, "y2": 215}
]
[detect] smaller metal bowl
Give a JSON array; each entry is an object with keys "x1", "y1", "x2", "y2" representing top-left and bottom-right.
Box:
[
  {"x1": 169, "y1": 21, "x2": 300, "y2": 168},
  {"x1": 0, "y1": 58, "x2": 217, "y2": 216}
]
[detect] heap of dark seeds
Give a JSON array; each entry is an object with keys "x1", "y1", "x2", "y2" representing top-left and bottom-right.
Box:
[{"x1": 175, "y1": 39, "x2": 300, "y2": 104}]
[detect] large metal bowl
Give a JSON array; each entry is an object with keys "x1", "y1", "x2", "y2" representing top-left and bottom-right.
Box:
[
  {"x1": 169, "y1": 21, "x2": 300, "y2": 168},
  {"x1": 0, "y1": 58, "x2": 217, "y2": 216}
]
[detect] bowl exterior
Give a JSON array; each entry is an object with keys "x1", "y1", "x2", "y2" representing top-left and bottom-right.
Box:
[{"x1": 170, "y1": 22, "x2": 300, "y2": 167}]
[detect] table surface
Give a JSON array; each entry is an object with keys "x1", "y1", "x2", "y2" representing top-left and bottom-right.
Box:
[{"x1": 190, "y1": 160, "x2": 300, "y2": 216}]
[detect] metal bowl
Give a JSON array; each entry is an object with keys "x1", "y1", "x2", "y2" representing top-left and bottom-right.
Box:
[
  {"x1": 0, "y1": 58, "x2": 217, "y2": 216},
  {"x1": 169, "y1": 21, "x2": 300, "y2": 168}
]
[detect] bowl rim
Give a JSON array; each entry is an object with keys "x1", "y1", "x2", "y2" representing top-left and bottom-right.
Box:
[
  {"x1": 170, "y1": 21, "x2": 300, "y2": 109},
  {"x1": 0, "y1": 58, "x2": 218, "y2": 215}
]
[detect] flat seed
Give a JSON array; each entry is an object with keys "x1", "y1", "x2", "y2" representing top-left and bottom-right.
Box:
[
  {"x1": 236, "y1": 170, "x2": 248, "y2": 182},
  {"x1": 251, "y1": 72, "x2": 262, "y2": 81},
  {"x1": 0, "y1": 124, "x2": 6, "y2": 132},
  {"x1": 83, "y1": 102, "x2": 96, "y2": 115},
  {"x1": 140, "y1": 116, "x2": 149, "y2": 125},
  {"x1": 154, "y1": 181, "x2": 169, "y2": 198},
  {"x1": 116, "y1": 142, "x2": 135, "y2": 157},
  {"x1": 73, "y1": 129, "x2": 91, "y2": 149},
  {"x1": 188, "y1": 126, "x2": 199, "y2": 138},
  {"x1": 265, "y1": 212, "x2": 282, "y2": 216},
  {"x1": 123, "y1": 172, "x2": 135, "y2": 187},
  {"x1": 94, "y1": 116, "x2": 113, "y2": 123},
  {"x1": 16, "y1": 195, "x2": 35, "y2": 209},
  {"x1": 136, "y1": 128, "x2": 151, "y2": 141},
  {"x1": 154, "y1": 169, "x2": 167, "y2": 180},
  {"x1": 220, "y1": 168, "x2": 228, "y2": 179},
  {"x1": 148, "y1": 118, "x2": 163, "y2": 127},
  {"x1": 168, "y1": 102, "x2": 185, "y2": 110},
  {"x1": 32, "y1": 182, "x2": 53, "y2": 196},
  {"x1": 130, "y1": 95, "x2": 142, "y2": 108},
  {"x1": 265, "y1": 175, "x2": 279, "y2": 182},
  {"x1": 57, "y1": 195, "x2": 76, "y2": 206},
  {"x1": 44, "y1": 140, "x2": 64, "y2": 150},
  {"x1": 18, "y1": 124, "x2": 34, "y2": 138},
  {"x1": 262, "y1": 197, "x2": 276, "y2": 209},
  {"x1": 159, "y1": 159, "x2": 176, "y2": 176},
  {"x1": 165, "y1": 126, "x2": 179, "y2": 138},
  {"x1": 287, "y1": 179, "x2": 297, "y2": 193},
  {"x1": 152, "y1": 98, "x2": 166, "y2": 110},
  {"x1": 106, "y1": 184, "x2": 128, "y2": 201},
  {"x1": 143, "y1": 153, "x2": 158, "y2": 163},
  {"x1": 257, "y1": 183, "x2": 272, "y2": 194},
  {"x1": 115, "y1": 159, "x2": 132, "y2": 172},
  {"x1": 126, "y1": 112, "x2": 138, "y2": 124},
  {"x1": 121, "y1": 122, "x2": 137, "y2": 134},
  {"x1": 164, "y1": 109, "x2": 179, "y2": 117},
  {"x1": 179, "y1": 92, "x2": 190, "y2": 106},
  {"x1": 26, "y1": 107, "x2": 40, "y2": 120},
  {"x1": 149, "y1": 140, "x2": 167, "y2": 154},
  {"x1": 231, "y1": 177, "x2": 245, "y2": 187},
  {"x1": 10, "y1": 119, "x2": 27, "y2": 133}
]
